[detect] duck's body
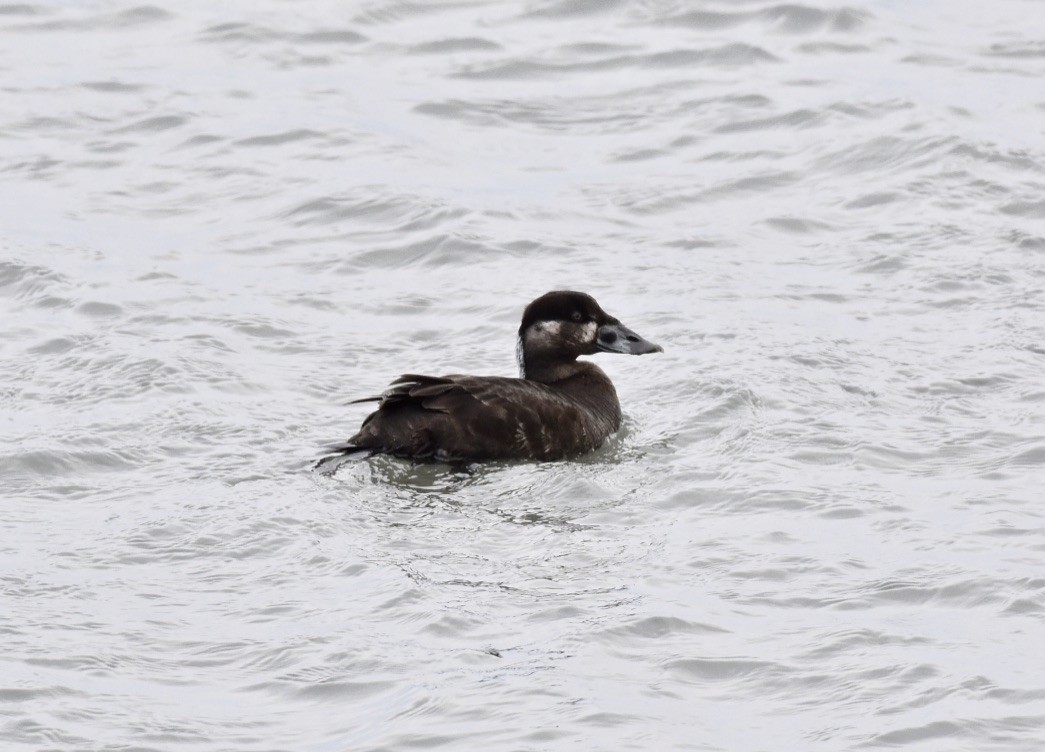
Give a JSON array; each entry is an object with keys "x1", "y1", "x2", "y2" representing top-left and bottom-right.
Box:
[
  {"x1": 335, "y1": 365, "x2": 620, "y2": 462},
  {"x1": 320, "y1": 291, "x2": 661, "y2": 465}
]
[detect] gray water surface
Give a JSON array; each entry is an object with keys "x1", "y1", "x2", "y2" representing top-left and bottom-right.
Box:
[{"x1": 2, "y1": 1, "x2": 1044, "y2": 750}]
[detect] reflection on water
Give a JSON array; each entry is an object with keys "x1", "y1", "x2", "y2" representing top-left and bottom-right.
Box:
[{"x1": 2, "y1": 0, "x2": 1044, "y2": 749}]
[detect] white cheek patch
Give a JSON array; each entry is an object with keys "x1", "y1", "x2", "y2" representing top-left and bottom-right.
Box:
[
  {"x1": 523, "y1": 321, "x2": 561, "y2": 348},
  {"x1": 580, "y1": 321, "x2": 597, "y2": 343}
]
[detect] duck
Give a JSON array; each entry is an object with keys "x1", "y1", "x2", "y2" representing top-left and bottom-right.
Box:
[{"x1": 318, "y1": 290, "x2": 662, "y2": 466}]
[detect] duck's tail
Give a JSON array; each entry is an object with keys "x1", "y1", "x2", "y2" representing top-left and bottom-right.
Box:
[{"x1": 313, "y1": 443, "x2": 374, "y2": 474}]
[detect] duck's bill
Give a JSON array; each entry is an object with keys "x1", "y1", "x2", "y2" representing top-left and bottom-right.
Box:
[{"x1": 596, "y1": 323, "x2": 663, "y2": 355}]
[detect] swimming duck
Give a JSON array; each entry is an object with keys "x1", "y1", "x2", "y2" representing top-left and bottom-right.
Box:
[{"x1": 319, "y1": 290, "x2": 662, "y2": 465}]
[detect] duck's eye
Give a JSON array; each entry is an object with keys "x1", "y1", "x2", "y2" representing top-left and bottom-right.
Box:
[{"x1": 571, "y1": 311, "x2": 583, "y2": 322}]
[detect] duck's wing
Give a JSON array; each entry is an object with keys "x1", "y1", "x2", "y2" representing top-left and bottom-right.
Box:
[
  {"x1": 340, "y1": 374, "x2": 587, "y2": 461},
  {"x1": 349, "y1": 373, "x2": 472, "y2": 409}
]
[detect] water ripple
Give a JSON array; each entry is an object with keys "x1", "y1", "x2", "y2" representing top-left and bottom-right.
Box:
[{"x1": 3, "y1": 0, "x2": 1045, "y2": 749}]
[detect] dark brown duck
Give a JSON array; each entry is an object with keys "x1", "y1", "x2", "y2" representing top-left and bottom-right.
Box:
[{"x1": 319, "y1": 291, "x2": 662, "y2": 465}]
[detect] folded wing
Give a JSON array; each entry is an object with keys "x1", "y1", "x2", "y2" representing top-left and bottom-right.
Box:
[{"x1": 335, "y1": 373, "x2": 592, "y2": 461}]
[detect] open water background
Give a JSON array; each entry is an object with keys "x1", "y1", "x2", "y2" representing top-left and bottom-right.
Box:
[{"x1": 2, "y1": 0, "x2": 1044, "y2": 749}]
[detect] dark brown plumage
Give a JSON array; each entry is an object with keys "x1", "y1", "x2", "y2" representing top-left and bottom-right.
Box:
[{"x1": 319, "y1": 291, "x2": 661, "y2": 465}]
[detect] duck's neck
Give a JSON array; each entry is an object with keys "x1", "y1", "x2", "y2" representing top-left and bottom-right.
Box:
[
  {"x1": 524, "y1": 359, "x2": 589, "y2": 384},
  {"x1": 517, "y1": 336, "x2": 583, "y2": 383},
  {"x1": 545, "y1": 361, "x2": 623, "y2": 432}
]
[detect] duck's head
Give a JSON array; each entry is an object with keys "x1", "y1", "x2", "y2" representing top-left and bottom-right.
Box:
[{"x1": 516, "y1": 290, "x2": 662, "y2": 380}]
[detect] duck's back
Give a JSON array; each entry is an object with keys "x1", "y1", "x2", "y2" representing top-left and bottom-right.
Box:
[{"x1": 342, "y1": 367, "x2": 621, "y2": 462}]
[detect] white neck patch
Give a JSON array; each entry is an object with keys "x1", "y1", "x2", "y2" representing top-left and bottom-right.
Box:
[
  {"x1": 517, "y1": 322, "x2": 555, "y2": 378},
  {"x1": 516, "y1": 334, "x2": 526, "y2": 378}
]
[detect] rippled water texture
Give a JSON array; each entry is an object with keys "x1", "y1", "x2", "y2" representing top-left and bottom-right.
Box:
[{"x1": 2, "y1": 0, "x2": 1044, "y2": 749}]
